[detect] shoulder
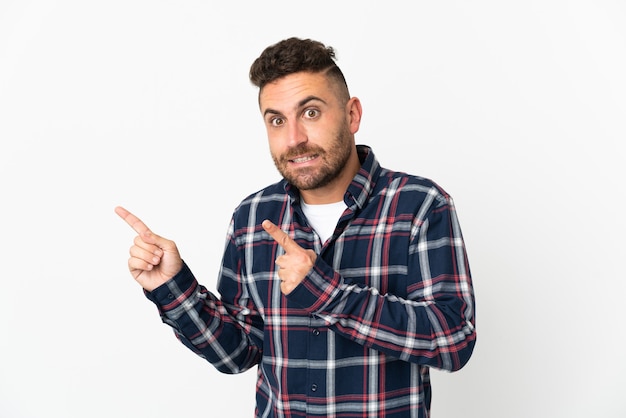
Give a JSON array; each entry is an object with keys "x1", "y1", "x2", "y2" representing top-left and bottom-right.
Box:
[
  {"x1": 230, "y1": 179, "x2": 290, "y2": 225},
  {"x1": 377, "y1": 167, "x2": 452, "y2": 208}
]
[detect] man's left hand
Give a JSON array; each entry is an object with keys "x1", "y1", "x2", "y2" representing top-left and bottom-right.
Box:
[{"x1": 262, "y1": 219, "x2": 317, "y2": 295}]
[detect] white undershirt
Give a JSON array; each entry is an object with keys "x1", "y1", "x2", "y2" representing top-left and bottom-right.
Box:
[{"x1": 301, "y1": 200, "x2": 346, "y2": 244}]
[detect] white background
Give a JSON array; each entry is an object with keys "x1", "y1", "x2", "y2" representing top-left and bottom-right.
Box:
[{"x1": 1, "y1": 1, "x2": 625, "y2": 417}]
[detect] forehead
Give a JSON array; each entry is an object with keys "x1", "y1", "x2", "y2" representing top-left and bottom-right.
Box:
[{"x1": 259, "y1": 71, "x2": 336, "y2": 112}]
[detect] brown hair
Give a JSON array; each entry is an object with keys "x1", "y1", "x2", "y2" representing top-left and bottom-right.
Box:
[{"x1": 249, "y1": 37, "x2": 349, "y2": 99}]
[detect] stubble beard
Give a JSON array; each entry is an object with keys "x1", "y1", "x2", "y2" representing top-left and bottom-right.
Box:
[{"x1": 272, "y1": 123, "x2": 353, "y2": 191}]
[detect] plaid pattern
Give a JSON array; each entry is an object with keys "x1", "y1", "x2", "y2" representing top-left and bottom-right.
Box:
[{"x1": 147, "y1": 145, "x2": 476, "y2": 417}]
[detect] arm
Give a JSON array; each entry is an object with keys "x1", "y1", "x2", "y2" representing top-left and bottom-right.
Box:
[
  {"x1": 144, "y1": 260, "x2": 263, "y2": 374},
  {"x1": 115, "y1": 207, "x2": 263, "y2": 374},
  {"x1": 264, "y1": 198, "x2": 476, "y2": 371}
]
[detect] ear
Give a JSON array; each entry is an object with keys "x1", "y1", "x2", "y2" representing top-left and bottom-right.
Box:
[{"x1": 346, "y1": 97, "x2": 363, "y2": 134}]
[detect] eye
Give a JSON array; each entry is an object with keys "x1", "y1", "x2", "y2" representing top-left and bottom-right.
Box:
[
  {"x1": 269, "y1": 116, "x2": 285, "y2": 127},
  {"x1": 304, "y1": 108, "x2": 320, "y2": 119}
]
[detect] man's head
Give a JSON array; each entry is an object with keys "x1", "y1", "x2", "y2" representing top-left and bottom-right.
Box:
[
  {"x1": 249, "y1": 37, "x2": 350, "y2": 103},
  {"x1": 250, "y1": 38, "x2": 362, "y2": 204}
]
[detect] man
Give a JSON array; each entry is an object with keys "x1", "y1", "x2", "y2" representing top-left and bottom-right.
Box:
[{"x1": 116, "y1": 37, "x2": 476, "y2": 417}]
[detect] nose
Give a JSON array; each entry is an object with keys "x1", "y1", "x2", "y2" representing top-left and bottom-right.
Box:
[{"x1": 286, "y1": 120, "x2": 308, "y2": 148}]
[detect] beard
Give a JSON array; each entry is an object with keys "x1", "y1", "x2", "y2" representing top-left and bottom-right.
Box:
[{"x1": 272, "y1": 121, "x2": 353, "y2": 191}]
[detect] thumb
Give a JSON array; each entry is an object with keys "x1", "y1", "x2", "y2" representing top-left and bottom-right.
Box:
[{"x1": 142, "y1": 229, "x2": 178, "y2": 255}]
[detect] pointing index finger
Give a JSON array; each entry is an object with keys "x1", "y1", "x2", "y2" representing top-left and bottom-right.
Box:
[
  {"x1": 262, "y1": 219, "x2": 300, "y2": 253},
  {"x1": 114, "y1": 206, "x2": 151, "y2": 235}
]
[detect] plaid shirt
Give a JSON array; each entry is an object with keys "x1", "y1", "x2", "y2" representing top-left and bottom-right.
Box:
[{"x1": 147, "y1": 145, "x2": 476, "y2": 417}]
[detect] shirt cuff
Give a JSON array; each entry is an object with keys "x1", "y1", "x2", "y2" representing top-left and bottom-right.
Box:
[
  {"x1": 144, "y1": 261, "x2": 197, "y2": 311},
  {"x1": 286, "y1": 257, "x2": 342, "y2": 314}
]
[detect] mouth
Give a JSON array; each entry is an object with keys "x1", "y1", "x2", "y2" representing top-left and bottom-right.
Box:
[{"x1": 289, "y1": 154, "x2": 318, "y2": 164}]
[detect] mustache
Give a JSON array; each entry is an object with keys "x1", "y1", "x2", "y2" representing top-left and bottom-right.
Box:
[{"x1": 281, "y1": 144, "x2": 324, "y2": 161}]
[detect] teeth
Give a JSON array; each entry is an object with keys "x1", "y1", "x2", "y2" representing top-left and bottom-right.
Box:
[{"x1": 292, "y1": 155, "x2": 315, "y2": 163}]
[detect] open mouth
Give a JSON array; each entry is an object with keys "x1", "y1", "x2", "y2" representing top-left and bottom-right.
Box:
[{"x1": 289, "y1": 154, "x2": 317, "y2": 164}]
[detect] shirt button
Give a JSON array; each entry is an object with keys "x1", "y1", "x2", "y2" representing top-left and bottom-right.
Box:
[
  {"x1": 167, "y1": 293, "x2": 174, "y2": 299},
  {"x1": 312, "y1": 329, "x2": 320, "y2": 336},
  {"x1": 311, "y1": 384, "x2": 318, "y2": 392}
]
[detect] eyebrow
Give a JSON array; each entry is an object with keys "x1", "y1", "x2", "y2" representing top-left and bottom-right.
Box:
[{"x1": 263, "y1": 95, "x2": 327, "y2": 118}]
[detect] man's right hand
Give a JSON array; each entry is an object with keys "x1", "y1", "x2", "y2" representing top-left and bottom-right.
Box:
[{"x1": 115, "y1": 206, "x2": 183, "y2": 292}]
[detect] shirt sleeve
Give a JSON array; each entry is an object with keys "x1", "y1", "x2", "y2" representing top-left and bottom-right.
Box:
[
  {"x1": 145, "y1": 261, "x2": 263, "y2": 374},
  {"x1": 286, "y1": 195, "x2": 476, "y2": 372}
]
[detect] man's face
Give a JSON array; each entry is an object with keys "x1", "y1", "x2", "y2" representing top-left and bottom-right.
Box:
[{"x1": 259, "y1": 71, "x2": 358, "y2": 191}]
